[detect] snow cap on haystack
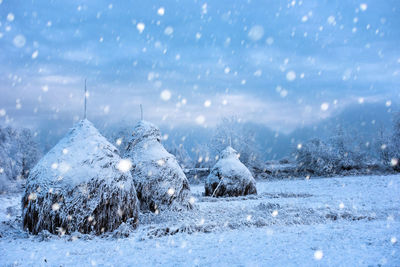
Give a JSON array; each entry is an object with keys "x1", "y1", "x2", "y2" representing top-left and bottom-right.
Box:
[
  {"x1": 124, "y1": 120, "x2": 192, "y2": 212},
  {"x1": 22, "y1": 119, "x2": 139, "y2": 235},
  {"x1": 205, "y1": 146, "x2": 257, "y2": 197}
]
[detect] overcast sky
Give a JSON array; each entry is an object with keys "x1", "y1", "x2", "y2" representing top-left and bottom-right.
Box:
[{"x1": 0, "y1": 0, "x2": 399, "y2": 133}]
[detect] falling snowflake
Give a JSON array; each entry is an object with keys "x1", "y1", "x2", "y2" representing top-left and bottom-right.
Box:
[
  {"x1": 248, "y1": 25, "x2": 264, "y2": 41},
  {"x1": 297, "y1": 143, "x2": 302, "y2": 149},
  {"x1": 136, "y1": 23, "x2": 145, "y2": 33},
  {"x1": 167, "y1": 188, "x2": 175, "y2": 195},
  {"x1": 360, "y1": 3, "x2": 368, "y2": 11},
  {"x1": 13, "y1": 35, "x2": 26, "y2": 48},
  {"x1": 116, "y1": 138, "x2": 122, "y2": 146},
  {"x1": 164, "y1": 26, "x2": 174, "y2": 35},
  {"x1": 117, "y1": 159, "x2": 132, "y2": 173},
  {"x1": 390, "y1": 158, "x2": 398, "y2": 167},
  {"x1": 201, "y1": 3, "x2": 207, "y2": 14},
  {"x1": 7, "y1": 13, "x2": 14, "y2": 22},
  {"x1": 314, "y1": 250, "x2": 323, "y2": 260},
  {"x1": 160, "y1": 90, "x2": 171, "y2": 101},
  {"x1": 28, "y1": 192, "x2": 37, "y2": 201},
  {"x1": 31, "y1": 50, "x2": 39, "y2": 59},
  {"x1": 103, "y1": 105, "x2": 110, "y2": 114},
  {"x1": 196, "y1": 115, "x2": 205, "y2": 125},
  {"x1": 52, "y1": 203, "x2": 60, "y2": 211},
  {"x1": 280, "y1": 89, "x2": 288, "y2": 98},
  {"x1": 157, "y1": 7, "x2": 165, "y2": 16},
  {"x1": 327, "y1": 16, "x2": 336, "y2": 26},
  {"x1": 321, "y1": 102, "x2": 329, "y2": 111},
  {"x1": 254, "y1": 70, "x2": 262, "y2": 77},
  {"x1": 286, "y1": 71, "x2": 296, "y2": 81}
]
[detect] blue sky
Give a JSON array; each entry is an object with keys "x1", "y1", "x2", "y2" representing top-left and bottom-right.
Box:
[{"x1": 0, "y1": 0, "x2": 399, "y2": 134}]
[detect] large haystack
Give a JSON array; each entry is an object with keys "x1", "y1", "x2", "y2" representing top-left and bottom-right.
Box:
[
  {"x1": 124, "y1": 121, "x2": 192, "y2": 212},
  {"x1": 22, "y1": 119, "x2": 139, "y2": 235},
  {"x1": 205, "y1": 146, "x2": 257, "y2": 197}
]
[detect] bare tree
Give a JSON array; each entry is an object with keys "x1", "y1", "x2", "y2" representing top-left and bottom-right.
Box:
[
  {"x1": 165, "y1": 141, "x2": 193, "y2": 169},
  {"x1": 389, "y1": 112, "x2": 400, "y2": 171},
  {"x1": 0, "y1": 126, "x2": 41, "y2": 192}
]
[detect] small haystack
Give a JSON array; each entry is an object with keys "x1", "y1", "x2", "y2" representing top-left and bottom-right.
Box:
[
  {"x1": 124, "y1": 120, "x2": 192, "y2": 212},
  {"x1": 22, "y1": 119, "x2": 139, "y2": 235},
  {"x1": 205, "y1": 146, "x2": 257, "y2": 197}
]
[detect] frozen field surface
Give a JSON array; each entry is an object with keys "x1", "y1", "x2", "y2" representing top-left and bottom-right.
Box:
[{"x1": 1, "y1": 174, "x2": 400, "y2": 266}]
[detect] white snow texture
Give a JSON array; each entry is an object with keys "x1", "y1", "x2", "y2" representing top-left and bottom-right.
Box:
[
  {"x1": 124, "y1": 120, "x2": 192, "y2": 212},
  {"x1": 22, "y1": 119, "x2": 139, "y2": 235},
  {"x1": 205, "y1": 146, "x2": 257, "y2": 197}
]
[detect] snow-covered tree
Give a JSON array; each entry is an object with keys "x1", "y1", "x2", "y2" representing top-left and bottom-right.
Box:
[
  {"x1": 295, "y1": 138, "x2": 337, "y2": 176},
  {"x1": 388, "y1": 112, "x2": 400, "y2": 171},
  {"x1": 295, "y1": 124, "x2": 379, "y2": 176},
  {"x1": 18, "y1": 128, "x2": 41, "y2": 178},
  {"x1": 0, "y1": 126, "x2": 41, "y2": 192},
  {"x1": 192, "y1": 143, "x2": 213, "y2": 168},
  {"x1": 375, "y1": 126, "x2": 391, "y2": 166},
  {"x1": 372, "y1": 112, "x2": 400, "y2": 171},
  {"x1": 328, "y1": 127, "x2": 366, "y2": 171}
]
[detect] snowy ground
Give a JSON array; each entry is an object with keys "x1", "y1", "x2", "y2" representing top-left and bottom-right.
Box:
[{"x1": 1, "y1": 174, "x2": 400, "y2": 266}]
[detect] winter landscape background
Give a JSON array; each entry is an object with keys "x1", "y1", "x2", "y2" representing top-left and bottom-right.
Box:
[{"x1": 1, "y1": 0, "x2": 400, "y2": 266}]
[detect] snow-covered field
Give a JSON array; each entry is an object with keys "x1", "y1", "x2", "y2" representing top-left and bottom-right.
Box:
[{"x1": 1, "y1": 174, "x2": 400, "y2": 266}]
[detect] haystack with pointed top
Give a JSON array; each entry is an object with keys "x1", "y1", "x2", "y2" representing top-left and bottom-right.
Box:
[
  {"x1": 205, "y1": 146, "x2": 257, "y2": 197},
  {"x1": 22, "y1": 120, "x2": 139, "y2": 235},
  {"x1": 124, "y1": 121, "x2": 192, "y2": 212}
]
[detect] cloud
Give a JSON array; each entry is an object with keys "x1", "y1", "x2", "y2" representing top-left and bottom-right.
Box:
[{"x1": 0, "y1": 0, "x2": 399, "y2": 137}]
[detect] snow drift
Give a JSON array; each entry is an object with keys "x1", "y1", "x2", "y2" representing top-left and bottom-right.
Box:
[
  {"x1": 124, "y1": 120, "x2": 192, "y2": 212},
  {"x1": 205, "y1": 146, "x2": 257, "y2": 197},
  {"x1": 22, "y1": 119, "x2": 139, "y2": 235}
]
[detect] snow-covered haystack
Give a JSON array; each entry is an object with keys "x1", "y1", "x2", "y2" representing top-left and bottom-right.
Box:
[
  {"x1": 205, "y1": 146, "x2": 257, "y2": 197},
  {"x1": 124, "y1": 121, "x2": 192, "y2": 212},
  {"x1": 22, "y1": 120, "x2": 139, "y2": 235}
]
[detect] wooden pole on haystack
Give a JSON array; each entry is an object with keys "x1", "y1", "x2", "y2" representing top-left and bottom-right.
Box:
[
  {"x1": 84, "y1": 78, "x2": 87, "y2": 119},
  {"x1": 140, "y1": 104, "x2": 143, "y2": 120}
]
